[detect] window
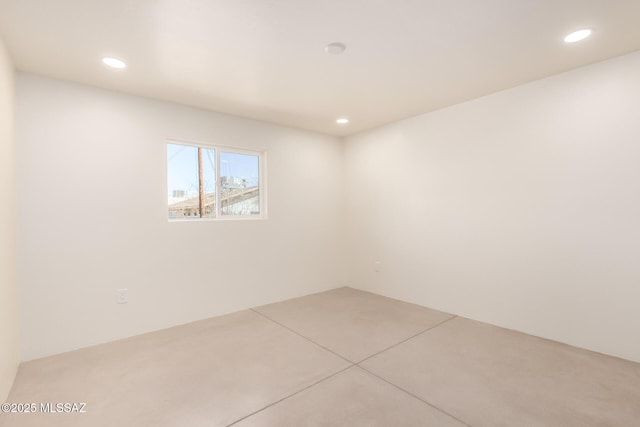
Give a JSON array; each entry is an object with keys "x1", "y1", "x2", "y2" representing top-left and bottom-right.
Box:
[{"x1": 167, "y1": 142, "x2": 264, "y2": 220}]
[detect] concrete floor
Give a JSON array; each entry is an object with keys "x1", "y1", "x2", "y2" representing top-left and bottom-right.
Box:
[{"x1": 2, "y1": 287, "x2": 639, "y2": 426}]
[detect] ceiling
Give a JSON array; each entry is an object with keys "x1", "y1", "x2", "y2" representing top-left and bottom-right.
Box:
[{"x1": 1, "y1": 0, "x2": 640, "y2": 137}]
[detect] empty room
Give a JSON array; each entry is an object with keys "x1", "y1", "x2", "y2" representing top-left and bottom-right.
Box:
[{"x1": 1, "y1": 1, "x2": 639, "y2": 426}]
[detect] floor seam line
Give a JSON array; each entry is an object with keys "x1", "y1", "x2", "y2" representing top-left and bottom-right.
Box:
[
  {"x1": 357, "y1": 365, "x2": 471, "y2": 427},
  {"x1": 250, "y1": 308, "x2": 356, "y2": 364},
  {"x1": 225, "y1": 365, "x2": 354, "y2": 426},
  {"x1": 356, "y1": 315, "x2": 458, "y2": 365}
]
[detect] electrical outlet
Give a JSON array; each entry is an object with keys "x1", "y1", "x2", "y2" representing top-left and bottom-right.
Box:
[
  {"x1": 117, "y1": 289, "x2": 128, "y2": 304},
  {"x1": 375, "y1": 261, "x2": 382, "y2": 273}
]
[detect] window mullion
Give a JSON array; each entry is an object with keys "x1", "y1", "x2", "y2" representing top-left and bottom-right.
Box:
[
  {"x1": 197, "y1": 147, "x2": 204, "y2": 218},
  {"x1": 215, "y1": 149, "x2": 221, "y2": 218}
]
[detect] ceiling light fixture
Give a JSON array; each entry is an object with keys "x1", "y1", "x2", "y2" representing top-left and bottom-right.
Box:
[
  {"x1": 102, "y1": 57, "x2": 127, "y2": 69},
  {"x1": 336, "y1": 118, "x2": 349, "y2": 124},
  {"x1": 564, "y1": 29, "x2": 592, "y2": 43},
  {"x1": 325, "y1": 42, "x2": 346, "y2": 55}
]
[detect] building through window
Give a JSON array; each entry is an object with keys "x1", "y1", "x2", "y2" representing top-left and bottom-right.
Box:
[{"x1": 167, "y1": 142, "x2": 264, "y2": 220}]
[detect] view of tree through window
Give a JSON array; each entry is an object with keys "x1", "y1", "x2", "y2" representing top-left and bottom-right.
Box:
[{"x1": 167, "y1": 142, "x2": 262, "y2": 219}]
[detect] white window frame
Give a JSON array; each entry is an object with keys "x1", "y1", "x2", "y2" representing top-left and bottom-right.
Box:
[{"x1": 166, "y1": 139, "x2": 267, "y2": 221}]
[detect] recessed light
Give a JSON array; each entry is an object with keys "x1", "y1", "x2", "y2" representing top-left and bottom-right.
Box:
[
  {"x1": 102, "y1": 57, "x2": 127, "y2": 69},
  {"x1": 564, "y1": 29, "x2": 592, "y2": 43},
  {"x1": 325, "y1": 42, "x2": 346, "y2": 55},
  {"x1": 336, "y1": 118, "x2": 349, "y2": 124}
]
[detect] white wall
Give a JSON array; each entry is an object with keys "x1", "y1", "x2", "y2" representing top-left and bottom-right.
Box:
[
  {"x1": 16, "y1": 74, "x2": 345, "y2": 361},
  {"x1": 0, "y1": 36, "x2": 19, "y2": 400},
  {"x1": 15, "y1": 51, "x2": 640, "y2": 364},
  {"x1": 344, "y1": 50, "x2": 640, "y2": 362}
]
